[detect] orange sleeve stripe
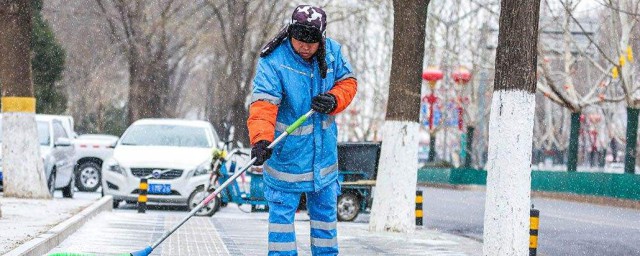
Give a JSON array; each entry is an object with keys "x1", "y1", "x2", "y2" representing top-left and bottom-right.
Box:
[
  {"x1": 247, "y1": 100, "x2": 278, "y2": 145},
  {"x1": 329, "y1": 78, "x2": 358, "y2": 115}
]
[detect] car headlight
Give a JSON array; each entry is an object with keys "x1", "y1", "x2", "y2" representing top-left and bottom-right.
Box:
[
  {"x1": 192, "y1": 161, "x2": 211, "y2": 176},
  {"x1": 106, "y1": 159, "x2": 127, "y2": 176}
]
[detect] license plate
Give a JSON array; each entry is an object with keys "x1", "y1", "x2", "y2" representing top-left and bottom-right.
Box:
[{"x1": 148, "y1": 184, "x2": 171, "y2": 194}]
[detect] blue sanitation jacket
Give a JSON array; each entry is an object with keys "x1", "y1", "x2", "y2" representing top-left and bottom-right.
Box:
[{"x1": 248, "y1": 37, "x2": 357, "y2": 192}]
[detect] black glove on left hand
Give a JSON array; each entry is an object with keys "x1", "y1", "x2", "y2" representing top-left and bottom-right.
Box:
[{"x1": 311, "y1": 93, "x2": 337, "y2": 114}]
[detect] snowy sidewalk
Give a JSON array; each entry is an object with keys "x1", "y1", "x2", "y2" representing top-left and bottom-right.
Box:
[
  {"x1": 49, "y1": 204, "x2": 483, "y2": 256},
  {"x1": 0, "y1": 191, "x2": 103, "y2": 255}
]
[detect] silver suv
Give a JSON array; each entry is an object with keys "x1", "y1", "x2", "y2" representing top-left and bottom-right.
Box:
[{"x1": 0, "y1": 115, "x2": 76, "y2": 197}]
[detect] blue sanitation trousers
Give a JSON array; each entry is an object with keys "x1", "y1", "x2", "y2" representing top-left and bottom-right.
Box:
[{"x1": 265, "y1": 181, "x2": 340, "y2": 256}]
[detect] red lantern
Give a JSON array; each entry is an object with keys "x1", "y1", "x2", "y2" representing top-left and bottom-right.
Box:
[
  {"x1": 422, "y1": 68, "x2": 444, "y2": 89},
  {"x1": 452, "y1": 67, "x2": 471, "y2": 85}
]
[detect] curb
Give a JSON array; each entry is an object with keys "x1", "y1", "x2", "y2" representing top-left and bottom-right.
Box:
[{"x1": 4, "y1": 195, "x2": 113, "y2": 256}]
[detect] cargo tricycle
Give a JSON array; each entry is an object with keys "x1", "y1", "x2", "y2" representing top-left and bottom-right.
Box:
[{"x1": 206, "y1": 141, "x2": 381, "y2": 222}]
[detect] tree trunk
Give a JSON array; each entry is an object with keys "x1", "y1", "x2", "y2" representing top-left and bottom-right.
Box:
[
  {"x1": 369, "y1": 0, "x2": 430, "y2": 233},
  {"x1": 482, "y1": 0, "x2": 540, "y2": 255},
  {"x1": 624, "y1": 107, "x2": 638, "y2": 174},
  {"x1": 567, "y1": 112, "x2": 580, "y2": 172},
  {"x1": 126, "y1": 53, "x2": 171, "y2": 124},
  {"x1": 0, "y1": 0, "x2": 50, "y2": 199},
  {"x1": 464, "y1": 126, "x2": 475, "y2": 168}
]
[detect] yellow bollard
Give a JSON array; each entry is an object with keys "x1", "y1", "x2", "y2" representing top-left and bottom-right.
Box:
[
  {"x1": 530, "y1": 207, "x2": 540, "y2": 256},
  {"x1": 416, "y1": 191, "x2": 423, "y2": 226},
  {"x1": 138, "y1": 178, "x2": 148, "y2": 213}
]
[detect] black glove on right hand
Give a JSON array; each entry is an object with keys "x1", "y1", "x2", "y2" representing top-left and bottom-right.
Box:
[
  {"x1": 311, "y1": 93, "x2": 337, "y2": 114},
  {"x1": 251, "y1": 140, "x2": 272, "y2": 166}
]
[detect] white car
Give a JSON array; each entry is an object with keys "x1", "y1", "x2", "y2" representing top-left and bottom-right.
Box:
[
  {"x1": 73, "y1": 134, "x2": 119, "y2": 192},
  {"x1": 0, "y1": 115, "x2": 76, "y2": 197},
  {"x1": 38, "y1": 114, "x2": 78, "y2": 138},
  {"x1": 102, "y1": 119, "x2": 220, "y2": 214}
]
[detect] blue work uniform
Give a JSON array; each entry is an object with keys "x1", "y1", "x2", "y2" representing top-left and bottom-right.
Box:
[{"x1": 251, "y1": 37, "x2": 355, "y2": 256}]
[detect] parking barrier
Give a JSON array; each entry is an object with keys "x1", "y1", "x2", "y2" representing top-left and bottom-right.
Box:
[
  {"x1": 416, "y1": 190, "x2": 423, "y2": 226},
  {"x1": 530, "y1": 205, "x2": 540, "y2": 256},
  {"x1": 138, "y1": 178, "x2": 148, "y2": 213}
]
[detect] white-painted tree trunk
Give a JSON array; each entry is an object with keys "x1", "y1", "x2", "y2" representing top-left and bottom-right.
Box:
[
  {"x1": 2, "y1": 113, "x2": 50, "y2": 198},
  {"x1": 368, "y1": 120, "x2": 419, "y2": 233},
  {"x1": 482, "y1": 90, "x2": 535, "y2": 255}
]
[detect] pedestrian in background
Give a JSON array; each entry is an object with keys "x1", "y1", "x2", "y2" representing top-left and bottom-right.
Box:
[{"x1": 247, "y1": 4, "x2": 357, "y2": 256}]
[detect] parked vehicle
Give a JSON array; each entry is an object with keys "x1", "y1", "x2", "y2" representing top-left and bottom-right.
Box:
[
  {"x1": 0, "y1": 115, "x2": 76, "y2": 197},
  {"x1": 73, "y1": 134, "x2": 119, "y2": 192},
  {"x1": 205, "y1": 139, "x2": 260, "y2": 216},
  {"x1": 102, "y1": 119, "x2": 220, "y2": 210},
  {"x1": 38, "y1": 114, "x2": 78, "y2": 138}
]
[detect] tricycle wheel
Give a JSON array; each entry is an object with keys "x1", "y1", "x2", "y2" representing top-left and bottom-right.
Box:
[{"x1": 337, "y1": 193, "x2": 360, "y2": 222}]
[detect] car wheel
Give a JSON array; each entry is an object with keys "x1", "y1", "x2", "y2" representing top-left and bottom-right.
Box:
[
  {"x1": 189, "y1": 187, "x2": 219, "y2": 217},
  {"x1": 76, "y1": 162, "x2": 101, "y2": 192},
  {"x1": 62, "y1": 174, "x2": 75, "y2": 198},
  {"x1": 47, "y1": 171, "x2": 56, "y2": 196},
  {"x1": 337, "y1": 193, "x2": 360, "y2": 222}
]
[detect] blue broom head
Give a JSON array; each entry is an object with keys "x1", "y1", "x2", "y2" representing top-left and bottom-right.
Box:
[{"x1": 129, "y1": 246, "x2": 153, "y2": 256}]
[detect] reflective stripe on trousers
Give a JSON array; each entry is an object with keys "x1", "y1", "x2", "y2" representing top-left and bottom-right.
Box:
[{"x1": 267, "y1": 181, "x2": 340, "y2": 256}]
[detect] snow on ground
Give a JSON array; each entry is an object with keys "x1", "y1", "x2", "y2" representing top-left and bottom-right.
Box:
[{"x1": 0, "y1": 191, "x2": 100, "y2": 254}]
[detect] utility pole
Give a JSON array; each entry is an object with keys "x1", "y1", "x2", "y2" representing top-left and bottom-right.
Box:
[
  {"x1": 0, "y1": 0, "x2": 50, "y2": 198},
  {"x1": 482, "y1": 0, "x2": 541, "y2": 255}
]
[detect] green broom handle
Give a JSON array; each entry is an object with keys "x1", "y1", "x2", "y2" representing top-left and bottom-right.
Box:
[{"x1": 284, "y1": 110, "x2": 313, "y2": 135}]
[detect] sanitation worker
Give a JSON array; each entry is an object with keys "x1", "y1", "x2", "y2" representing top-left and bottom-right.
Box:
[{"x1": 247, "y1": 5, "x2": 357, "y2": 256}]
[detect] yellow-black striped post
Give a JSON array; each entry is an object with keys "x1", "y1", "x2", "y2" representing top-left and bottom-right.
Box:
[
  {"x1": 416, "y1": 191, "x2": 423, "y2": 226},
  {"x1": 530, "y1": 207, "x2": 540, "y2": 256},
  {"x1": 138, "y1": 178, "x2": 148, "y2": 213}
]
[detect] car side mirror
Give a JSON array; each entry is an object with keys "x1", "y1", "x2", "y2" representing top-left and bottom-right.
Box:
[{"x1": 55, "y1": 138, "x2": 72, "y2": 147}]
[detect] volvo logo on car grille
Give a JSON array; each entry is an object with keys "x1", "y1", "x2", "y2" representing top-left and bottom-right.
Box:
[{"x1": 152, "y1": 169, "x2": 163, "y2": 179}]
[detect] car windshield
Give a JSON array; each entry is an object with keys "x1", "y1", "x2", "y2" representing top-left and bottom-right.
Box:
[
  {"x1": 0, "y1": 119, "x2": 49, "y2": 145},
  {"x1": 119, "y1": 124, "x2": 211, "y2": 148}
]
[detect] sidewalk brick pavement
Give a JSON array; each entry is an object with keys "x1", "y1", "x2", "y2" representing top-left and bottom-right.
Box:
[{"x1": 48, "y1": 204, "x2": 482, "y2": 255}]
